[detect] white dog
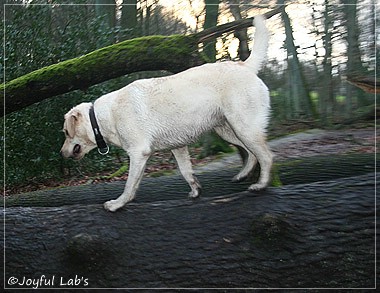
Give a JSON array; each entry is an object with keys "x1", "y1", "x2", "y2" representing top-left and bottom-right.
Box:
[{"x1": 61, "y1": 15, "x2": 273, "y2": 212}]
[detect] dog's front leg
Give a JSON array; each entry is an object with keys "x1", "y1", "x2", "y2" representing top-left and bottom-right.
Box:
[
  {"x1": 104, "y1": 152, "x2": 150, "y2": 212},
  {"x1": 172, "y1": 147, "x2": 201, "y2": 198}
]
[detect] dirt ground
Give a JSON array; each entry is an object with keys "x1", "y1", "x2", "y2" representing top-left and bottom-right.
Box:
[{"x1": 269, "y1": 127, "x2": 376, "y2": 160}]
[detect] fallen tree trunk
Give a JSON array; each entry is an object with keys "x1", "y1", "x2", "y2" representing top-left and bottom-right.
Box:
[
  {"x1": 3, "y1": 153, "x2": 377, "y2": 208},
  {"x1": 1, "y1": 173, "x2": 376, "y2": 289},
  {"x1": 1, "y1": 8, "x2": 282, "y2": 117}
]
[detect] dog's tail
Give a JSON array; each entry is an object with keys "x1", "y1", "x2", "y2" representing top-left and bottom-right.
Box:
[{"x1": 244, "y1": 15, "x2": 269, "y2": 74}]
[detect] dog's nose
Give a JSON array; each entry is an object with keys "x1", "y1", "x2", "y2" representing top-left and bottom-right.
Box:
[{"x1": 60, "y1": 149, "x2": 67, "y2": 158}]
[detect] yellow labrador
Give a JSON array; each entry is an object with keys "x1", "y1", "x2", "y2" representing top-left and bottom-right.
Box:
[{"x1": 61, "y1": 15, "x2": 273, "y2": 212}]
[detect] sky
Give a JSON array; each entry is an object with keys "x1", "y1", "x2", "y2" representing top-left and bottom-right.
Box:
[{"x1": 158, "y1": 0, "x2": 378, "y2": 67}]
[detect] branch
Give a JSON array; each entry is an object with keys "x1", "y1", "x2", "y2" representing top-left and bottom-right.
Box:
[
  {"x1": 1, "y1": 7, "x2": 283, "y2": 117},
  {"x1": 1, "y1": 35, "x2": 200, "y2": 117},
  {"x1": 347, "y1": 76, "x2": 378, "y2": 94},
  {"x1": 195, "y1": 6, "x2": 284, "y2": 43}
]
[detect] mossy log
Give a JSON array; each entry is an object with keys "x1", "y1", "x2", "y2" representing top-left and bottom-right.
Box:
[
  {"x1": 1, "y1": 35, "x2": 201, "y2": 116},
  {"x1": 1, "y1": 173, "x2": 376, "y2": 289},
  {"x1": 1, "y1": 8, "x2": 282, "y2": 116}
]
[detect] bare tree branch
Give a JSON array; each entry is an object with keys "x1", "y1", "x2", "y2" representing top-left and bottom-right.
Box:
[{"x1": 195, "y1": 6, "x2": 283, "y2": 43}]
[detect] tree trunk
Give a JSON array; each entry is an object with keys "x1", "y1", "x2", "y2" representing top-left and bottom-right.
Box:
[
  {"x1": 341, "y1": 0, "x2": 367, "y2": 117},
  {"x1": 120, "y1": 0, "x2": 138, "y2": 40},
  {"x1": 278, "y1": 0, "x2": 315, "y2": 119},
  {"x1": 228, "y1": 0, "x2": 250, "y2": 61},
  {"x1": 0, "y1": 8, "x2": 282, "y2": 117},
  {"x1": 203, "y1": 0, "x2": 220, "y2": 62},
  {"x1": 95, "y1": 0, "x2": 116, "y2": 44},
  {"x1": 4, "y1": 153, "x2": 376, "y2": 208},
  {"x1": 320, "y1": 1, "x2": 334, "y2": 125},
  {"x1": 144, "y1": 3, "x2": 151, "y2": 36},
  {"x1": 2, "y1": 172, "x2": 376, "y2": 288}
]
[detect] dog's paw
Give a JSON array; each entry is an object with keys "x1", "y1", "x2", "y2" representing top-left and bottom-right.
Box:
[
  {"x1": 188, "y1": 189, "x2": 201, "y2": 199},
  {"x1": 248, "y1": 183, "x2": 267, "y2": 192},
  {"x1": 188, "y1": 178, "x2": 201, "y2": 199},
  {"x1": 232, "y1": 174, "x2": 247, "y2": 183},
  {"x1": 104, "y1": 200, "x2": 124, "y2": 212}
]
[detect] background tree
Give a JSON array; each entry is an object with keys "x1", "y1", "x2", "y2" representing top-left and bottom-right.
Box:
[
  {"x1": 203, "y1": 0, "x2": 220, "y2": 61},
  {"x1": 95, "y1": 0, "x2": 117, "y2": 43},
  {"x1": 228, "y1": 0, "x2": 250, "y2": 61},
  {"x1": 120, "y1": 0, "x2": 138, "y2": 40},
  {"x1": 278, "y1": 0, "x2": 315, "y2": 119},
  {"x1": 341, "y1": 0, "x2": 368, "y2": 118},
  {"x1": 320, "y1": 1, "x2": 334, "y2": 125}
]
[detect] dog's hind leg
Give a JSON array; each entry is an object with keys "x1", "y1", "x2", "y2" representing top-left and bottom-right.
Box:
[
  {"x1": 238, "y1": 133, "x2": 272, "y2": 191},
  {"x1": 224, "y1": 117, "x2": 273, "y2": 191},
  {"x1": 104, "y1": 151, "x2": 150, "y2": 212},
  {"x1": 215, "y1": 125, "x2": 257, "y2": 182},
  {"x1": 237, "y1": 135, "x2": 272, "y2": 191},
  {"x1": 172, "y1": 147, "x2": 201, "y2": 198}
]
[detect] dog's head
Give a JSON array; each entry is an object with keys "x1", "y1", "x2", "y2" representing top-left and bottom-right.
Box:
[{"x1": 60, "y1": 103, "x2": 97, "y2": 160}]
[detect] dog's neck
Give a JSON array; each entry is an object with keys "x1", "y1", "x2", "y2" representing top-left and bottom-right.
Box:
[{"x1": 89, "y1": 104, "x2": 109, "y2": 155}]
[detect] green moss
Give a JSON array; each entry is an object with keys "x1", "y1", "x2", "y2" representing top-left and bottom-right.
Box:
[
  {"x1": 274, "y1": 153, "x2": 377, "y2": 186},
  {"x1": 270, "y1": 163, "x2": 283, "y2": 187},
  {"x1": 148, "y1": 170, "x2": 175, "y2": 178},
  {"x1": 250, "y1": 213, "x2": 294, "y2": 248},
  {"x1": 1, "y1": 34, "x2": 203, "y2": 113},
  {"x1": 3, "y1": 35, "x2": 197, "y2": 86},
  {"x1": 102, "y1": 163, "x2": 129, "y2": 180}
]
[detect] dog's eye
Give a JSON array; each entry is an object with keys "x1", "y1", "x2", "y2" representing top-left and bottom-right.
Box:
[{"x1": 63, "y1": 129, "x2": 69, "y2": 136}]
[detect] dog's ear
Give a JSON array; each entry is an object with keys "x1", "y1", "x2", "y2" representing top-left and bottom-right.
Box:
[{"x1": 64, "y1": 110, "x2": 81, "y2": 138}]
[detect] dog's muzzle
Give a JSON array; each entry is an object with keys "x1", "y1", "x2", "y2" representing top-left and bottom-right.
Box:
[{"x1": 60, "y1": 144, "x2": 81, "y2": 159}]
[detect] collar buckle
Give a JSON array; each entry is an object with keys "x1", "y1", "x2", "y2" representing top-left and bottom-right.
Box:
[{"x1": 98, "y1": 146, "x2": 110, "y2": 155}]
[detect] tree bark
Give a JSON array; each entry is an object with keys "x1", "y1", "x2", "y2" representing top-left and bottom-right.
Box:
[
  {"x1": 4, "y1": 153, "x2": 376, "y2": 208},
  {"x1": 1, "y1": 7, "x2": 282, "y2": 117},
  {"x1": 1, "y1": 173, "x2": 376, "y2": 289}
]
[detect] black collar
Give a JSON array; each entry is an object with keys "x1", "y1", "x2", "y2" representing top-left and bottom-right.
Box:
[{"x1": 89, "y1": 104, "x2": 109, "y2": 155}]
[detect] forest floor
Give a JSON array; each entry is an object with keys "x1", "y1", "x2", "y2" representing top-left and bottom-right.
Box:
[
  {"x1": 194, "y1": 126, "x2": 377, "y2": 172},
  {"x1": 6, "y1": 124, "x2": 377, "y2": 196}
]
